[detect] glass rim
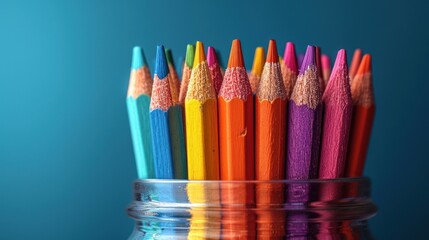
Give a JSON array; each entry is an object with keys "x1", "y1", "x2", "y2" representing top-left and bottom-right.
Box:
[{"x1": 134, "y1": 176, "x2": 370, "y2": 184}]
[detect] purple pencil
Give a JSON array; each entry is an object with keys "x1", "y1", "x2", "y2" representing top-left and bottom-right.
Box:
[
  {"x1": 319, "y1": 49, "x2": 353, "y2": 179},
  {"x1": 286, "y1": 45, "x2": 322, "y2": 238},
  {"x1": 287, "y1": 45, "x2": 322, "y2": 181}
]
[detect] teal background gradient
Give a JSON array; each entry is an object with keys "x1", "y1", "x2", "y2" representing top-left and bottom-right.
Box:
[{"x1": 1, "y1": 0, "x2": 428, "y2": 239}]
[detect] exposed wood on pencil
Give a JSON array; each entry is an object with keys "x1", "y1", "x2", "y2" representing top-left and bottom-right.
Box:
[
  {"x1": 179, "y1": 44, "x2": 195, "y2": 104},
  {"x1": 248, "y1": 47, "x2": 265, "y2": 93},
  {"x1": 127, "y1": 46, "x2": 154, "y2": 179},
  {"x1": 185, "y1": 41, "x2": 219, "y2": 180},
  {"x1": 165, "y1": 48, "x2": 180, "y2": 104},
  {"x1": 319, "y1": 49, "x2": 353, "y2": 179},
  {"x1": 282, "y1": 42, "x2": 298, "y2": 99},
  {"x1": 207, "y1": 46, "x2": 223, "y2": 95},
  {"x1": 150, "y1": 45, "x2": 175, "y2": 179},
  {"x1": 346, "y1": 54, "x2": 375, "y2": 177}
]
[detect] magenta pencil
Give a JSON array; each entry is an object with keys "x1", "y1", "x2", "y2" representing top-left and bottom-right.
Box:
[
  {"x1": 319, "y1": 49, "x2": 353, "y2": 179},
  {"x1": 207, "y1": 46, "x2": 223, "y2": 95},
  {"x1": 287, "y1": 45, "x2": 322, "y2": 180},
  {"x1": 282, "y1": 42, "x2": 298, "y2": 99},
  {"x1": 315, "y1": 46, "x2": 326, "y2": 93}
]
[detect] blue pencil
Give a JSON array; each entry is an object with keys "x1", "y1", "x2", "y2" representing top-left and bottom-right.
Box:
[
  {"x1": 150, "y1": 45, "x2": 176, "y2": 179},
  {"x1": 126, "y1": 46, "x2": 154, "y2": 179}
]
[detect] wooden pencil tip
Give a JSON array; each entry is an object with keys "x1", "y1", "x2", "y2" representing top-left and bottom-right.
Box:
[
  {"x1": 132, "y1": 46, "x2": 147, "y2": 70},
  {"x1": 155, "y1": 45, "x2": 169, "y2": 79},
  {"x1": 357, "y1": 54, "x2": 372, "y2": 75},
  {"x1": 227, "y1": 39, "x2": 245, "y2": 68},
  {"x1": 335, "y1": 49, "x2": 347, "y2": 66},
  {"x1": 283, "y1": 42, "x2": 297, "y2": 72},
  {"x1": 185, "y1": 44, "x2": 195, "y2": 68},
  {"x1": 207, "y1": 46, "x2": 218, "y2": 66},
  {"x1": 193, "y1": 41, "x2": 206, "y2": 68},
  {"x1": 266, "y1": 39, "x2": 279, "y2": 63},
  {"x1": 165, "y1": 48, "x2": 175, "y2": 68},
  {"x1": 299, "y1": 45, "x2": 316, "y2": 74}
]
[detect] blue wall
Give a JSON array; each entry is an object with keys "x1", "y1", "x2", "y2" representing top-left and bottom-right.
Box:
[{"x1": 1, "y1": 0, "x2": 428, "y2": 239}]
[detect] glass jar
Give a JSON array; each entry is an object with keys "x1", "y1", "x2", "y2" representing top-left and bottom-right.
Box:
[{"x1": 127, "y1": 178, "x2": 377, "y2": 239}]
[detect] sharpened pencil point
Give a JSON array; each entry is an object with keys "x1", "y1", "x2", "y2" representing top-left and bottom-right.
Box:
[
  {"x1": 132, "y1": 46, "x2": 148, "y2": 70},
  {"x1": 300, "y1": 46, "x2": 316, "y2": 74},
  {"x1": 207, "y1": 46, "x2": 217, "y2": 66},
  {"x1": 283, "y1": 42, "x2": 297, "y2": 72},
  {"x1": 193, "y1": 41, "x2": 206, "y2": 67},
  {"x1": 185, "y1": 44, "x2": 195, "y2": 68},
  {"x1": 227, "y1": 39, "x2": 245, "y2": 68},
  {"x1": 155, "y1": 45, "x2": 169, "y2": 79},
  {"x1": 266, "y1": 40, "x2": 279, "y2": 63},
  {"x1": 357, "y1": 54, "x2": 372, "y2": 75},
  {"x1": 251, "y1": 47, "x2": 265, "y2": 76}
]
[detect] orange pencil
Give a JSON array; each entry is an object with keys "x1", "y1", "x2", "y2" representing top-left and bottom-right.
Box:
[
  {"x1": 218, "y1": 39, "x2": 255, "y2": 239},
  {"x1": 346, "y1": 54, "x2": 375, "y2": 177},
  {"x1": 349, "y1": 48, "x2": 362, "y2": 81},
  {"x1": 255, "y1": 39, "x2": 287, "y2": 239}
]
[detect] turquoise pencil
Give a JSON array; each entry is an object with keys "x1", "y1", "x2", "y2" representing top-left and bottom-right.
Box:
[
  {"x1": 127, "y1": 46, "x2": 155, "y2": 179},
  {"x1": 150, "y1": 45, "x2": 176, "y2": 179}
]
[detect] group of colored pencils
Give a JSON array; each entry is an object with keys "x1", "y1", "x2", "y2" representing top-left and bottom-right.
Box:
[{"x1": 126, "y1": 39, "x2": 375, "y2": 183}]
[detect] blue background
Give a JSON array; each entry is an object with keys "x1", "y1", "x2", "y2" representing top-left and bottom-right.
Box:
[{"x1": 1, "y1": 0, "x2": 428, "y2": 239}]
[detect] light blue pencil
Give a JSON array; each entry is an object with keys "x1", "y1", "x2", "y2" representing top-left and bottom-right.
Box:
[{"x1": 126, "y1": 46, "x2": 154, "y2": 179}]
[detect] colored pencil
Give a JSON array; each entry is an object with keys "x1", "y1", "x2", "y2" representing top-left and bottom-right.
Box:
[
  {"x1": 282, "y1": 42, "x2": 298, "y2": 99},
  {"x1": 286, "y1": 45, "x2": 322, "y2": 181},
  {"x1": 319, "y1": 49, "x2": 353, "y2": 179},
  {"x1": 349, "y1": 48, "x2": 362, "y2": 81},
  {"x1": 149, "y1": 45, "x2": 175, "y2": 179},
  {"x1": 248, "y1": 47, "x2": 265, "y2": 93},
  {"x1": 127, "y1": 46, "x2": 155, "y2": 179},
  {"x1": 346, "y1": 54, "x2": 375, "y2": 177},
  {"x1": 165, "y1": 48, "x2": 180, "y2": 103},
  {"x1": 255, "y1": 39, "x2": 287, "y2": 238},
  {"x1": 321, "y1": 54, "x2": 331, "y2": 85},
  {"x1": 185, "y1": 41, "x2": 219, "y2": 180},
  {"x1": 316, "y1": 46, "x2": 326, "y2": 93},
  {"x1": 207, "y1": 46, "x2": 223, "y2": 95},
  {"x1": 219, "y1": 39, "x2": 254, "y2": 181},
  {"x1": 165, "y1": 49, "x2": 188, "y2": 179},
  {"x1": 179, "y1": 44, "x2": 195, "y2": 104}
]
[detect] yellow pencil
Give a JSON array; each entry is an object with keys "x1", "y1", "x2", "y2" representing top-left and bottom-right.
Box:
[{"x1": 185, "y1": 41, "x2": 220, "y2": 180}]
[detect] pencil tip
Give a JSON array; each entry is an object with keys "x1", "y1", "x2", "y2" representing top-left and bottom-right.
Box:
[
  {"x1": 155, "y1": 45, "x2": 169, "y2": 79},
  {"x1": 165, "y1": 48, "x2": 175, "y2": 67},
  {"x1": 227, "y1": 39, "x2": 245, "y2": 68},
  {"x1": 185, "y1": 44, "x2": 195, "y2": 68},
  {"x1": 336, "y1": 49, "x2": 347, "y2": 66},
  {"x1": 357, "y1": 54, "x2": 372, "y2": 75},
  {"x1": 193, "y1": 41, "x2": 206, "y2": 67},
  {"x1": 266, "y1": 39, "x2": 279, "y2": 63},
  {"x1": 283, "y1": 42, "x2": 297, "y2": 71},
  {"x1": 299, "y1": 45, "x2": 316, "y2": 74},
  {"x1": 207, "y1": 46, "x2": 218, "y2": 66},
  {"x1": 132, "y1": 46, "x2": 147, "y2": 70}
]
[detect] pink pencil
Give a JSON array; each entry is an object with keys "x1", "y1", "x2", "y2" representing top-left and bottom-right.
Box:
[
  {"x1": 207, "y1": 46, "x2": 223, "y2": 95},
  {"x1": 282, "y1": 42, "x2": 298, "y2": 99},
  {"x1": 315, "y1": 46, "x2": 326, "y2": 93},
  {"x1": 318, "y1": 49, "x2": 353, "y2": 179}
]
